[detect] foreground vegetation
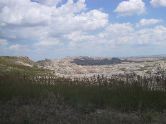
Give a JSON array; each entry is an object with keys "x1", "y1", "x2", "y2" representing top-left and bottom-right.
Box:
[{"x1": 1, "y1": 72, "x2": 166, "y2": 124}]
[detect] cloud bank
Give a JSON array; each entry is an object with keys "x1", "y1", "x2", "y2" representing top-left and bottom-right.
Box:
[{"x1": 0, "y1": 0, "x2": 166, "y2": 59}]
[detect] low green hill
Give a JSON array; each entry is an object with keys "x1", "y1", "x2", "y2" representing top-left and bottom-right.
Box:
[{"x1": 0, "y1": 56, "x2": 52, "y2": 76}]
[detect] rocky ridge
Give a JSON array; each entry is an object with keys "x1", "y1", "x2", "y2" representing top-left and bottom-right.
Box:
[{"x1": 37, "y1": 56, "x2": 166, "y2": 78}]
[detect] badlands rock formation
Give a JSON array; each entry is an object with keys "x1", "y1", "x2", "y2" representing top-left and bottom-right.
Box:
[{"x1": 37, "y1": 56, "x2": 166, "y2": 78}]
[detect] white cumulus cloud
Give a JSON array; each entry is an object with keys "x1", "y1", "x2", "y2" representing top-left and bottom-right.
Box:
[
  {"x1": 138, "y1": 18, "x2": 162, "y2": 26},
  {"x1": 150, "y1": 0, "x2": 166, "y2": 7},
  {"x1": 0, "y1": 0, "x2": 108, "y2": 48},
  {"x1": 114, "y1": 0, "x2": 146, "y2": 16}
]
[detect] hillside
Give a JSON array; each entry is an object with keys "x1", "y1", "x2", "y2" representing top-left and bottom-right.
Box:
[
  {"x1": 0, "y1": 56, "x2": 35, "y2": 66},
  {"x1": 0, "y1": 56, "x2": 52, "y2": 76},
  {"x1": 71, "y1": 57, "x2": 122, "y2": 65}
]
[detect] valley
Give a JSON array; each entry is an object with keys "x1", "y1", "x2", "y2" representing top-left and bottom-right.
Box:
[{"x1": 37, "y1": 56, "x2": 166, "y2": 78}]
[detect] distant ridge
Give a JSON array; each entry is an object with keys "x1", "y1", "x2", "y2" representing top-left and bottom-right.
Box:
[{"x1": 71, "y1": 57, "x2": 122, "y2": 66}]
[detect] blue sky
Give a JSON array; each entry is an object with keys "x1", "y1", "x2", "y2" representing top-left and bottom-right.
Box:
[{"x1": 0, "y1": 0, "x2": 166, "y2": 60}]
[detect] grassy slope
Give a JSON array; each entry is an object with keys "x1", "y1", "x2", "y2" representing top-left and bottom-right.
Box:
[{"x1": 0, "y1": 56, "x2": 53, "y2": 76}]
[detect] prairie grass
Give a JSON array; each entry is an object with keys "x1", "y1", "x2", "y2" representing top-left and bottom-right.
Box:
[
  {"x1": 1, "y1": 74, "x2": 166, "y2": 113},
  {"x1": 1, "y1": 66, "x2": 166, "y2": 123}
]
